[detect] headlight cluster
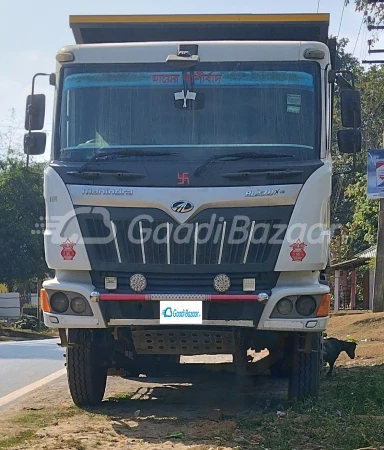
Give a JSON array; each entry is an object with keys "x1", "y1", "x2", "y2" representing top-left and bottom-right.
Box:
[
  {"x1": 70, "y1": 297, "x2": 87, "y2": 314},
  {"x1": 50, "y1": 292, "x2": 69, "y2": 313},
  {"x1": 275, "y1": 295, "x2": 317, "y2": 317},
  {"x1": 296, "y1": 295, "x2": 317, "y2": 316},
  {"x1": 50, "y1": 292, "x2": 89, "y2": 315},
  {"x1": 276, "y1": 297, "x2": 293, "y2": 315}
]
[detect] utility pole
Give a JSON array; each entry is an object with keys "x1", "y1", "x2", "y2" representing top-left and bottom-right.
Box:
[
  {"x1": 37, "y1": 278, "x2": 41, "y2": 331},
  {"x1": 373, "y1": 199, "x2": 384, "y2": 311},
  {"x1": 362, "y1": 15, "x2": 384, "y2": 310},
  {"x1": 372, "y1": 132, "x2": 384, "y2": 312}
]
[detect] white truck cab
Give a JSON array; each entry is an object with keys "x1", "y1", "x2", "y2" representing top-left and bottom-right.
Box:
[{"x1": 24, "y1": 14, "x2": 362, "y2": 406}]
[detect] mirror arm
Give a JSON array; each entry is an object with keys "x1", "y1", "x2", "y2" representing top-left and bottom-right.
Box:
[
  {"x1": 331, "y1": 70, "x2": 356, "y2": 90},
  {"x1": 26, "y1": 73, "x2": 51, "y2": 168}
]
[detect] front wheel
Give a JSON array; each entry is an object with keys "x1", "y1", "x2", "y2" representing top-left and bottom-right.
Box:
[
  {"x1": 66, "y1": 329, "x2": 108, "y2": 407},
  {"x1": 288, "y1": 332, "x2": 321, "y2": 401}
]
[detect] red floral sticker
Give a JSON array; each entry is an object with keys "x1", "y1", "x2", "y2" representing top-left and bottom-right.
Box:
[
  {"x1": 289, "y1": 239, "x2": 307, "y2": 262},
  {"x1": 60, "y1": 238, "x2": 76, "y2": 260}
]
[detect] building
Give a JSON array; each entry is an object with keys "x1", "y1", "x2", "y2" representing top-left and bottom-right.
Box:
[{"x1": 329, "y1": 246, "x2": 376, "y2": 311}]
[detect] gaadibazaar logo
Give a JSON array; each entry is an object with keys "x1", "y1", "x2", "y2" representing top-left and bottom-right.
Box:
[
  {"x1": 42, "y1": 207, "x2": 334, "y2": 246},
  {"x1": 162, "y1": 307, "x2": 201, "y2": 318}
]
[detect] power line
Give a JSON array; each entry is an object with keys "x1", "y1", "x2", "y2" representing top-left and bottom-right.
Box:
[
  {"x1": 362, "y1": 33, "x2": 370, "y2": 61},
  {"x1": 337, "y1": 0, "x2": 348, "y2": 38},
  {"x1": 360, "y1": 25, "x2": 368, "y2": 61},
  {"x1": 353, "y1": 18, "x2": 364, "y2": 55}
]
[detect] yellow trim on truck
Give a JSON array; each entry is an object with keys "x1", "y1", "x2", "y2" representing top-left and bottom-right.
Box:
[{"x1": 70, "y1": 13, "x2": 330, "y2": 25}]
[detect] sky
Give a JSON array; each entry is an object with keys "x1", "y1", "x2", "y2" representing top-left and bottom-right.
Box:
[{"x1": 0, "y1": 0, "x2": 378, "y2": 156}]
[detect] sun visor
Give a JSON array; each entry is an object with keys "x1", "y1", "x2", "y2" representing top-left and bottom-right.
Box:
[{"x1": 70, "y1": 14, "x2": 330, "y2": 45}]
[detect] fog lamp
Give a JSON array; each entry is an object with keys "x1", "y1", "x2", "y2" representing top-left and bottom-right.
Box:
[
  {"x1": 213, "y1": 274, "x2": 231, "y2": 293},
  {"x1": 130, "y1": 274, "x2": 147, "y2": 292}
]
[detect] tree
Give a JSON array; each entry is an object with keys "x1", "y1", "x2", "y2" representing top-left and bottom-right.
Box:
[
  {"x1": 344, "y1": 174, "x2": 379, "y2": 253},
  {"x1": 0, "y1": 159, "x2": 47, "y2": 291},
  {"x1": 330, "y1": 39, "x2": 363, "y2": 227},
  {"x1": 331, "y1": 41, "x2": 384, "y2": 259},
  {"x1": 348, "y1": 1, "x2": 384, "y2": 25},
  {"x1": 0, "y1": 110, "x2": 24, "y2": 162}
]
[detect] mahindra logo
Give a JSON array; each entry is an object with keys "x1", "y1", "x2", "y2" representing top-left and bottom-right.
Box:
[
  {"x1": 171, "y1": 201, "x2": 194, "y2": 213},
  {"x1": 82, "y1": 188, "x2": 133, "y2": 196}
]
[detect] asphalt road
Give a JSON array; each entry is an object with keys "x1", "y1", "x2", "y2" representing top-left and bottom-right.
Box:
[{"x1": 0, "y1": 338, "x2": 64, "y2": 399}]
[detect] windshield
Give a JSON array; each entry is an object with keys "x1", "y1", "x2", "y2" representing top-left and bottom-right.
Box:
[{"x1": 57, "y1": 62, "x2": 320, "y2": 162}]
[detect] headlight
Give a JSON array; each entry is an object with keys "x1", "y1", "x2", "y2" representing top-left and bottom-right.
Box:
[
  {"x1": 276, "y1": 297, "x2": 293, "y2": 315},
  {"x1": 70, "y1": 297, "x2": 87, "y2": 314},
  {"x1": 50, "y1": 292, "x2": 69, "y2": 313},
  {"x1": 296, "y1": 295, "x2": 317, "y2": 316}
]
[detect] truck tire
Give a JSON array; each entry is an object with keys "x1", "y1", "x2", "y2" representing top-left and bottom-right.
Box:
[
  {"x1": 66, "y1": 329, "x2": 108, "y2": 407},
  {"x1": 288, "y1": 332, "x2": 321, "y2": 401}
]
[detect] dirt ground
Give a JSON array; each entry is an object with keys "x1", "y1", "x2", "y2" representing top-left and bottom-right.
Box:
[
  {"x1": 1, "y1": 311, "x2": 384, "y2": 450},
  {"x1": 326, "y1": 310, "x2": 384, "y2": 366}
]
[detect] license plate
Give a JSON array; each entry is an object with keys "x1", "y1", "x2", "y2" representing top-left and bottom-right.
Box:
[{"x1": 160, "y1": 301, "x2": 203, "y2": 325}]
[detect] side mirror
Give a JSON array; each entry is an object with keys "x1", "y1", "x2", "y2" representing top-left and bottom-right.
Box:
[
  {"x1": 24, "y1": 132, "x2": 46, "y2": 156},
  {"x1": 340, "y1": 90, "x2": 361, "y2": 129},
  {"x1": 338, "y1": 129, "x2": 362, "y2": 154},
  {"x1": 25, "y1": 94, "x2": 46, "y2": 131},
  {"x1": 49, "y1": 73, "x2": 56, "y2": 87}
]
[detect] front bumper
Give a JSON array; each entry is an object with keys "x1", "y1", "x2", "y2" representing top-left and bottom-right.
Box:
[{"x1": 42, "y1": 278, "x2": 329, "y2": 332}]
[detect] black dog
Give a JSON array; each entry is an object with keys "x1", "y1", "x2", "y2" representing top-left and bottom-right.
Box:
[{"x1": 323, "y1": 338, "x2": 357, "y2": 377}]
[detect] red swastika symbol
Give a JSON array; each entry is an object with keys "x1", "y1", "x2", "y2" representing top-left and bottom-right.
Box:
[{"x1": 177, "y1": 172, "x2": 190, "y2": 185}]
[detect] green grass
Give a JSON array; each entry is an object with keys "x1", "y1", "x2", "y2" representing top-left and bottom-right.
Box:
[
  {"x1": 0, "y1": 430, "x2": 37, "y2": 449},
  {"x1": 0, "y1": 406, "x2": 80, "y2": 449},
  {"x1": 236, "y1": 365, "x2": 384, "y2": 450},
  {"x1": 108, "y1": 392, "x2": 135, "y2": 403},
  {"x1": 11, "y1": 406, "x2": 79, "y2": 426}
]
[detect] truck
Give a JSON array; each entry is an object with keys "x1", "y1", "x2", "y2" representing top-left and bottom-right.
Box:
[{"x1": 24, "y1": 13, "x2": 362, "y2": 406}]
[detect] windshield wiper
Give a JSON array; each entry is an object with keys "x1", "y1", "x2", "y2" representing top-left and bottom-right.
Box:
[
  {"x1": 67, "y1": 169, "x2": 145, "y2": 180},
  {"x1": 221, "y1": 169, "x2": 304, "y2": 179},
  {"x1": 194, "y1": 152, "x2": 294, "y2": 177},
  {"x1": 74, "y1": 149, "x2": 178, "y2": 174}
]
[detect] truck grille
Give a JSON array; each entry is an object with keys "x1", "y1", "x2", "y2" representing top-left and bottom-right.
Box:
[{"x1": 77, "y1": 206, "x2": 293, "y2": 272}]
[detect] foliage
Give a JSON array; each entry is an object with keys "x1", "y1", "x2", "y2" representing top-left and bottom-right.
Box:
[
  {"x1": 13, "y1": 314, "x2": 48, "y2": 331},
  {"x1": 331, "y1": 41, "x2": 384, "y2": 259},
  {"x1": 348, "y1": 0, "x2": 384, "y2": 27},
  {"x1": 0, "y1": 109, "x2": 24, "y2": 162},
  {"x1": 330, "y1": 39, "x2": 363, "y2": 227},
  {"x1": 344, "y1": 174, "x2": 379, "y2": 254},
  {"x1": 0, "y1": 159, "x2": 48, "y2": 291}
]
